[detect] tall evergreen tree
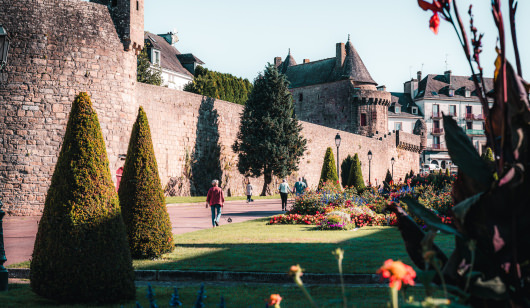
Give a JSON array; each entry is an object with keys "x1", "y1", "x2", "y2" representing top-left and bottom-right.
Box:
[
  {"x1": 385, "y1": 169, "x2": 393, "y2": 183},
  {"x1": 319, "y1": 147, "x2": 339, "y2": 188},
  {"x1": 137, "y1": 47, "x2": 162, "y2": 86},
  {"x1": 340, "y1": 154, "x2": 354, "y2": 187},
  {"x1": 30, "y1": 93, "x2": 135, "y2": 303},
  {"x1": 233, "y1": 64, "x2": 307, "y2": 195},
  {"x1": 347, "y1": 153, "x2": 366, "y2": 192},
  {"x1": 119, "y1": 107, "x2": 173, "y2": 259}
]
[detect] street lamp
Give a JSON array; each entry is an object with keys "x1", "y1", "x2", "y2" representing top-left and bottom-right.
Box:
[
  {"x1": 0, "y1": 197, "x2": 7, "y2": 291},
  {"x1": 368, "y1": 150, "x2": 373, "y2": 186},
  {"x1": 0, "y1": 25, "x2": 11, "y2": 83},
  {"x1": 391, "y1": 157, "x2": 395, "y2": 180},
  {"x1": 335, "y1": 133, "x2": 341, "y2": 179}
]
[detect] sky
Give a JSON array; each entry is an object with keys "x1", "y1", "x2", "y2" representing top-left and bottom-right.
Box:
[{"x1": 144, "y1": 0, "x2": 529, "y2": 92}]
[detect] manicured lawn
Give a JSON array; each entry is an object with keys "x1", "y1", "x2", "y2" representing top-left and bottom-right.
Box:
[
  {"x1": 134, "y1": 218, "x2": 455, "y2": 274},
  {"x1": 166, "y1": 194, "x2": 281, "y2": 204},
  {"x1": 1, "y1": 283, "x2": 438, "y2": 307}
]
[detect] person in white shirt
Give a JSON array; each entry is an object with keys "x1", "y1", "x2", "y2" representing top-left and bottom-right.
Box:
[{"x1": 278, "y1": 179, "x2": 291, "y2": 211}]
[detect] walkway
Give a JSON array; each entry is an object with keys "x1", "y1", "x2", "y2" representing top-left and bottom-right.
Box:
[{"x1": 3, "y1": 199, "x2": 286, "y2": 266}]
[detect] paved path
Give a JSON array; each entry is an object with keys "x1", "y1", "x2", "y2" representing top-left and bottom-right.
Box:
[{"x1": 3, "y1": 199, "x2": 287, "y2": 266}]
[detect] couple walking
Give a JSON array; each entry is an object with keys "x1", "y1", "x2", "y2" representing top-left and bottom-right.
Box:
[{"x1": 278, "y1": 177, "x2": 307, "y2": 211}]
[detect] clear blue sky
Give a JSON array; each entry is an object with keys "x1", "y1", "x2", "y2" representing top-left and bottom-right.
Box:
[{"x1": 144, "y1": 0, "x2": 529, "y2": 92}]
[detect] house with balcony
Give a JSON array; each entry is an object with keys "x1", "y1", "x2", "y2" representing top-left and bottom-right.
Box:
[
  {"x1": 389, "y1": 70, "x2": 493, "y2": 170},
  {"x1": 144, "y1": 31, "x2": 204, "y2": 90}
]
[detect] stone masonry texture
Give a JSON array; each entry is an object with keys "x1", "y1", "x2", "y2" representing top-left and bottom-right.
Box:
[{"x1": 0, "y1": 0, "x2": 420, "y2": 215}]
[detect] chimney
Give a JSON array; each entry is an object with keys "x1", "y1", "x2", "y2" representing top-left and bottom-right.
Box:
[
  {"x1": 303, "y1": 59, "x2": 310, "y2": 64},
  {"x1": 274, "y1": 57, "x2": 282, "y2": 67},
  {"x1": 417, "y1": 71, "x2": 422, "y2": 81},
  {"x1": 444, "y1": 70, "x2": 452, "y2": 83},
  {"x1": 335, "y1": 43, "x2": 345, "y2": 68}
]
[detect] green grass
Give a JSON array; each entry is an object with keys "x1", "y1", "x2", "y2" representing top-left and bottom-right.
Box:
[
  {"x1": 134, "y1": 218, "x2": 455, "y2": 274},
  {"x1": 1, "y1": 283, "x2": 441, "y2": 307},
  {"x1": 165, "y1": 194, "x2": 281, "y2": 204}
]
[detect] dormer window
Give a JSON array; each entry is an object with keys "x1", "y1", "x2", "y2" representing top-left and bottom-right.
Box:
[
  {"x1": 395, "y1": 106, "x2": 401, "y2": 114},
  {"x1": 411, "y1": 107, "x2": 418, "y2": 114},
  {"x1": 448, "y1": 89, "x2": 455, "y2": 97},
  {"x1": 152, "y1": 49, "x2": 160, "y2": 66},
  {"x1": 465, "y1": 90, "x2": 471, "y2": 98}
]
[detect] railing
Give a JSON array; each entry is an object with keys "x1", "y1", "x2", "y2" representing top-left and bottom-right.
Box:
[
  {"x1": 474, "y1": 114, "x2": 485, "y2": 120},
  {"x1": 465, "y1": 113, "x2": 485, "y2": 120},
  {"x1": 432, "y1": 111, "x2": 442, "y2": 118},
  {"x1": 466, "y1": 129, "x2": 485, "y2": 135},
  {"x1": 428, "y1": 144, "x2": 447, "y2": 151},
  {"x1": 465, "y1": 113, "x2": 474, "y2": 120},
  {"x1": 432, "y1": 128, "x2": 444, "y2": 134}
]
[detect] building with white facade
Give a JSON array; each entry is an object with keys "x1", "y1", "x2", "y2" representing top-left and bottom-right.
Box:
[
  {"x1": 389, "y1": 71, "x2": 493, "y2": 170},
  {"x1": 144, "y1": 31, "x2": 204, "y2": 90}
]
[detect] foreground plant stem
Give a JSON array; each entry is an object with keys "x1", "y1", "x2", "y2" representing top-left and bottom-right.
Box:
[{"x1": 391, "y1": 287, "x2": 399, "y2": 308}]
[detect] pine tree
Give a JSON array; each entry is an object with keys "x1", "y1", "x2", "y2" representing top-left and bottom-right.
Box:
[
  {"x1": 119, "y1": 107, "x2": 173, "y2": 259},
  {"x1": 137, "y1": 47, "x2": 162, "y2": 86},
  {"x1": 30, "y1": 93, "x2": 135, "y2": 303},
  {"x1": 340, "y1": 155, "x2": 354, "y2": 187},
  {"x1": 233, "y1": 64, "x2": 307, "y2": 195},
  {"x1": 385, "y1": 169, "x2": 393, "y2": 184},
  {"x1": 319, "y1": 147, "x2": 339, "y2": 188},
  {"x1": 347, "y1": 153, "x2": 366, "y2": 192}
]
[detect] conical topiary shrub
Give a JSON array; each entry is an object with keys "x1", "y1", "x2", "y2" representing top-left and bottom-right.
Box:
[
  {"x1": 385, "y1": 169, "x2": 393, "y2": 184},
  {"x1": 340, "y1": 154, "x2": 354, "y2": 187},
  {"x1": 118, "y1": 106, "x2": 173, "y2": 259},
  {"x1": 347, "y1": 153, "x2": 366, "y2": 192},
  {"x1": 319, "y1": 147, "x2": 339, "y2": 188},
  {"x1": 30, "y1": 92, "x2": 135, "y2": 303}
]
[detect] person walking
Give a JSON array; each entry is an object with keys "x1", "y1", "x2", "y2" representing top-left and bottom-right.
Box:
[
  {"x1": 246, "y1": 181, "x2": 254, "y2": 203},
  {"x1": 293, "y1": 177, "x2": 307, "y2": 197},
  {"x1": 278, "y1": 179, "x2": 291, "y2": 211},
  {"x1": 206, "y1": 179, "x2": 224, "y2": 227}
]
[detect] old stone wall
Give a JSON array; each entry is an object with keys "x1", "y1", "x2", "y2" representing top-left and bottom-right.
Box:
[{"x1": 0, "y1": 0, "x2": 137, "y2": 215}]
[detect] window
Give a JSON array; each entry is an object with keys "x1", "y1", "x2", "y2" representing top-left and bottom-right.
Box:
[
  {"x1": 411, "y1": 107, "x2": 418, "y2": 114},
  {"x1": 465, "y1": 90, "x2": 471, "y2": 98},
  {"x1": 395, "y1": 106, "x2": 401, "y2": 114},
  {"x1": 299, "y1": 93, "x2": 303, "y2": 102},
  {"x1": 433, "y1": 136, "x2": 440, "y2": 145},
  {"x1": 152, "y1": 50, "x2": 160, "y2": 65},
  {"x1": 360, "y1": 113, "x2": 367, "y2": 126},
  {"x1": 448, "y1": 89, "x2": 455, "y2": 97},
  {"x1": 394, "y1": 122, "x2": 402, "y2": 131},
  {"x1": 449, "y1": 105, "x2": 456, "y2": 116},
  {"x1": 136, "y1": 0, "x2": 139, "y2": 10},
  {"x1": 432, "y1": 104, "x2": 440, "y2": 117},
  {"x1": 466, "y1": 121, "x2": 473, "y2": 129}
]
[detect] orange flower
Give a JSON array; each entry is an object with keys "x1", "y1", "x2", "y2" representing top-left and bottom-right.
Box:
[
  {"x1": 267, "y1": 294, "x2": 282, "y2": 306},
  {"x1": 418, "y1": 0, "x2": 451, "y2": 34},
  {"x1": 377, "y1": 259, "x2": 416, "y2": 290},
  {"x1": 289, "y1": 264, "x2": 303, "y2": 277}
]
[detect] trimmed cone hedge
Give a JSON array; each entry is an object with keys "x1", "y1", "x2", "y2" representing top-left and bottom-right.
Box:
[
  {"x1": 319, "y1": 147, "x2": 339, "y2": 188},
  {"x1": 347, "y1": 153, "x2": 366, "y2": 192},
  {"x1": 30, "y1": 92, "x2": 135, "y2": 303},
  {"x1": 118, "y1": 106, "x2": 173, "y2": 259}
]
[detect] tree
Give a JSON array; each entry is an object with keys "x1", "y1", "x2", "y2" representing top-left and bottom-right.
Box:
[
  {"x1": 340, "y1": 155, "x2": 354, "y2": 187},
  {"x1": 347, "y1": 153, "x2": 366, "y2": 192},
  {"x1": 384, "y1": 169, "x2": 393, "y2": 184},
  {"x1": 233, "y1": 64, "x2": 306, "y2": 195},
  {"x1": 118, "y1": 107, "x2": 173, "y2": 259},
  {"x1": 319, "y1": 147, "x2": 339, "y2": 188},
  {"x1": 137, "y1": 47, "x2": 162, "y2": 86},
  {"x1": 30, "y1": 93, "x2": 135, "y2": 303}
]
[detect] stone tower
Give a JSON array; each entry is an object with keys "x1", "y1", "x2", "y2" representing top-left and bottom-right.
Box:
[{"x1": 90, "y1": 0, "x2": 144, "y2": 54}]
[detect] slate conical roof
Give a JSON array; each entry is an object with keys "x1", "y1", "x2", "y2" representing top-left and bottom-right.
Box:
[
  {"x1": 342, "y1": 38, "x2": 377, "y2": 85},
  {"x1": 279, "y1": 49, "x2": 297, "y2": 74}
]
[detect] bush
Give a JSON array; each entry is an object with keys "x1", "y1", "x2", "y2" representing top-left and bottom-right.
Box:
[
  {"x1": 347, "y1": 153, "x2": 365, "y2": 192},
  {"x1": 30, "y1": 92, "x2": 135, "y2": 303},
  {"x1": 384, "y1": 169, "x2": 393, "y2": 184},
  {"x1": 119, "y1": 107, "x2": 173, "y2": 259},
  {"x1": 318, "y1": 211, "x2": 353, "y2": 230},
  {"x1": 319, "y1": 147, "x2": 339, "y2": 188},
  {"x1": 340, "y1": 155, "x2": 354, "y2": 187}
]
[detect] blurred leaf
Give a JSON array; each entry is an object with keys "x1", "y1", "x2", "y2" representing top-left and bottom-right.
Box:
[
  {"x1": 417, "y1": 270, "x2": 437, "y2": 286},
  {"x1": 469, "y1": 276, "x2": 509, "y2": 300},
  {"x1": 443, "y1": 115, "x2": 494, "y2": 188},
  {"x1": 402, "y1": 197, "x2": 464, "y2": 238},
  {"x1": 453, "y1": 192, "x2": 483, "y2": 225},
  {"x1": 445, "y1": 284, "x2": 470, "y2": 300}
]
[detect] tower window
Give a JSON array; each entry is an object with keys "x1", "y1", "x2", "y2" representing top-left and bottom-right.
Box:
[
  {"x1": 136, "y1": 0, "x2": 139, "y2": 10},
  {"x1": 299, "y1": 93, "x2": 303, "y2": 102},
  {"x1": 360, "y1": 113, "x2": 367, "y2": 126},
  {"x1": 111, "y1": 0, "x2": 117, "y2": 7}
]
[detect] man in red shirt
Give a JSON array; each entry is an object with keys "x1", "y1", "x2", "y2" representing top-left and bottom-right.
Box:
[{"x1": 206, "y1": 179, "x2": 224, "y2": 227}]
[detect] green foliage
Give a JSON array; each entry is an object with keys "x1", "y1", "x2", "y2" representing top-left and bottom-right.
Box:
[
  {"x1": 119, "y1": 107, "x2": 173, "y2": 259},
  {"x1": 233, "y1": 64, "x2": 307, "y2": 195},
  {"x1": 384, "y1": 169, "x2": 393, "y2": 184},
  {"x1": 347, "y1": 153, "x2": 365, "y2": 192},
  {"x1": 340, "y1": 155, "x2": 354, "y2": 187},
  {"x1": 319, "y1": 147, "x2": 339, "y2": 188},
  {"x1": 30, "y1": 92, "x2": 135, "y2": 303},
  {"x1": 184, "y1": 65, "x2": 253, "y2": 105},
  {"x1": 137, "y1": 47, "x2": 162, "y2": 86},
  {"x1": 481, "y1": 146, "x2": 494, "y2": 163}
]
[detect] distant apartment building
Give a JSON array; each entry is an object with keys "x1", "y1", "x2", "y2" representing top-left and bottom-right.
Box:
[
  {"x1": 389, "y1": 70, "x2": 493, "y2": 169},
  {"x1": 144, "y1": 31, "x2": 204, "y2": 90}
]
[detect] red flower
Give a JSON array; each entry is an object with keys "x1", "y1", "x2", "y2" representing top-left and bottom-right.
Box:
[
  {"x1": 418, "y1": 0, "x2": 450, "y2": 34},
  {"x1": 377, "y1": 259, "x2": 416, "y2": 290},
  {"x1": 430, "y1": 13, "x2": 441, "y2": 34},
  {"x1": 266, "y1": 294, "x2": 282, "y2": 306}
]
